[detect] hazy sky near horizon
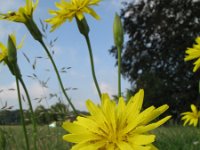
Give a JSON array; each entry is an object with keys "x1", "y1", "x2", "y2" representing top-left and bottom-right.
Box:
[{"x1": 0, "y1": 0, "x2": 132, "y2": 111}]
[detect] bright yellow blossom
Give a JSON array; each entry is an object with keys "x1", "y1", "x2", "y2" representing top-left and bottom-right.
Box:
[
  {"x1": 62, "y1": 89, "x2": 171, "y2": 150},
  {"x1": 46, "y1": 0, "x2": 101, "y2": 31},
  {"x1": 184, "y1": 37, "x2": 200, "y2": 72},
  {"x1": 0, "y1": 0, "x2": 38, "y2": 23},
  {"x1": 0, "y1": 34, "x2": 24, "y2": 62},
  {"x1": 181, "y1": 104, "x2": 200, "y2": 127}
]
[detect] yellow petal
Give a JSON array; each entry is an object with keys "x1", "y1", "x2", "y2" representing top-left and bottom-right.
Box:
[{"x1": 130, "y1": 134, "x2": 155, "y2": 145}]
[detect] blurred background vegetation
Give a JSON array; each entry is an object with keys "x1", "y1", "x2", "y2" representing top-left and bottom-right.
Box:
[{"x1": 110, "y1": 0, "x2": 200, "y2": 122}]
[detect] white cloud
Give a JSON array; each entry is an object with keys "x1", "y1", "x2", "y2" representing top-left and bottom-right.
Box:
[
  {"x1": 0, "y1": 82, "x2": 49, "y2": 109},
  {"x1": 99, "y1": 82, "x2": 117, "y2": 96}
]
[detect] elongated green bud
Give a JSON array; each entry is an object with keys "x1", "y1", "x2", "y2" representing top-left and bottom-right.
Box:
[
  {"x1": 76, "y1": 17, "x2": 90, "y2": 36},
  {"x1": 113, "y1": 13, "x2": 124, "y2": 48},
  {"x1": 7, "y1": 35, "x2": 17, "y2": 64},
  {"x1": 7, "y1": 35, "x2": 21, "y2": 78}
]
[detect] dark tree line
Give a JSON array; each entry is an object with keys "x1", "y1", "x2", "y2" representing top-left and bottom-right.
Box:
[
  {"x1": 110, "y1": 0, "x2": 200, "y2": 119},
  {"x1": 0, "y1": 102, "x2": 83, "y2": 125}
]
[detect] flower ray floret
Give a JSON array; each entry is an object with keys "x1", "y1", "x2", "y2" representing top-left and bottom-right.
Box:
[
  {"x1": 0, "y1": 0, "x2": 38, "y2": 23},
  {"x1": 184, "y1": 37, "x2": 200, "y2": 72},
  {"x1": 181, "y1": 104, "x2": 200, "y2": 127},
  {"x1": 62, "y1": 89, "x2": 171, "y2": 149},
  {"x1": 46, "y1": 0, "x2": 101, "y2": 31}
]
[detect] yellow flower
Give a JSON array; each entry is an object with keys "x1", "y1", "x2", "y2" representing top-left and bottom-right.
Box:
[
  {"x1": 62, "y1": 89, "x2": 171, "y2": 149},
  {"x1": 0, "y1": 34, "x2": 24, "y2": 62},
  {"x1": 46, "y1": 0, "x2": 101, "y2": 32},
  {"x1": 184, "y1": 37, "x2": 200, "y2": 72},
  {"x1": 181, "y1": 104, "x2": 200, "y2": 127},
  {"x1": 0, "y1": 0, "x2": 39, "y2": 23}
]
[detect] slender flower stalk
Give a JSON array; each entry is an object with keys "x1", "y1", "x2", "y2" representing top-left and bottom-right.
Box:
[
  {"x1": 46, "y1": 0, "x2": 102, "y2": 100},
  {"x1": 7, "y1": 34, "x2": 37, "y2": 150},
  {"x1": 76, "y1": 18, "x2": 101, "y2": 98},
  {"x1": 117, "y1": 46, "x2": 122, "y2": 97},
  {"x1": 19, "y1": 78, "x2": 37, "y2": 150},
  {"x1": 39, "y1": 40, "x2": 78, "y2": 114},
  {"x1": 84, "y1": 34, "x2": 102, "y2": 98},
  {"x1": 15, "y1": 77, "x2": 30, "y2": 150},
  {"x1": 0, "y1": 0, "x2": 77, "y2": 114},
  {"x1": 113, "y1": 13, "x2": 124, "y2": 97}
]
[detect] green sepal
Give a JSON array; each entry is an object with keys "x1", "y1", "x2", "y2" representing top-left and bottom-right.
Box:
[
  {"x1": 76, "y1": 17, "x2": 90, "y2": 36},
  {"x1": 24, "y1": 15, "x2": 43, "y2": 42}
]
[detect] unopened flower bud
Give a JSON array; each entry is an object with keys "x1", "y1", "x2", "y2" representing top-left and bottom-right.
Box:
[
  {"x1": 7, "y1": 35, "x2": 17, "y2": 64},
  {"x1": 113, "y1": 13, "x2": 124, "y2": 48}
]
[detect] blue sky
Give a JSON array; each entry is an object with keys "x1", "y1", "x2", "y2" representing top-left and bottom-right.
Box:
[{"x1": 0, "y1": 0, "x2": 131, "y2": 111}]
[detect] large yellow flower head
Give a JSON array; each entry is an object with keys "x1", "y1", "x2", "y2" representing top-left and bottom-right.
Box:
[
  {"x1": 62, "y1": 89, "x2": 171, "y2": 150},
  {"x1": 0, "y1": 34, "x2": 23, "y2": 63},
  {"x1": 184, "y1": 37, "x2": 200, "y2": 72},
  {"x1": 0, "y1": 0, "x2": 39, "y2": 23},
  {"x1": 46, "y1": 0, "x2": 101, "y2": 32},
  {"x1": 181, "y1": 104, "x2": 200, "y2": 127}
]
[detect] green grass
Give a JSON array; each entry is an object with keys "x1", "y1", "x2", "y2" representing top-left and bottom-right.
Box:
[
  {"x1": 0, "y1": 125, "x2": 70, "y2": 150},
  {"x1": 0, "y1": 125, "x2": 200, "y2": 150},
  {"x1": 153, "y1": 126, "x2": 200, "y2": 150}
]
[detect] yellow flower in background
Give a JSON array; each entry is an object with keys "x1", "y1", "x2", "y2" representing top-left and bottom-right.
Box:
[
  {"x1": 46, "y1": 0, "x2": 101, "y2": 32},
  {"x1": 0, "y1": 0, "x2": 39, "y2": 23},
  {"x1": 184, "y1": 37, "x2": 200, "y2": 72},
  {"x1": 181, "y1": 104, "x2": 200, "y2": 127},
  {"x1": 62, "y1": 89, "x2": 171, "y2": 149},
  {"x1": 0, "y1": 34, "x2": 24, "y2": 62}
]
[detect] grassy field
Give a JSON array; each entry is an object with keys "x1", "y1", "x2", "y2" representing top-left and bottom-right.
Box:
[{"x1": 0, "y1": 125, "x2": 200, "y2": 150}]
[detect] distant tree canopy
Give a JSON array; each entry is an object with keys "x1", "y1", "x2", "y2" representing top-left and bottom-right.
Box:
[
  {"x1": 110, "y1": 0, "x2": 200, "y2": 118},
  {"x1": 0, "y1": 102, "x2": 80, "y2": 125}
]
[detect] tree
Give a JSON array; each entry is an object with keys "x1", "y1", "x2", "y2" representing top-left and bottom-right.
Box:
[
  {"x1": 49, "y1": 102, "x2": 70, "y2": 122},
  {"x1": 34, "y1": 105, "x2": 50, "y2": 124},
  {"x1": 110, "y1": 0, "x2": 200, "y2": 119}
]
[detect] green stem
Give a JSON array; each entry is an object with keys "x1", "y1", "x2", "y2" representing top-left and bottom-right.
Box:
[
  {"x1": 19, "y1": 78, "x2": 37, "y2": 150},
  {"x1": 117, "y1": 46, "x2": 122, "y2": 97},
  {"x1": 38, "y1": 39, "x2": 78, "y2": 115},
  {"x1": 84, "y1": 35, "x2": 102, "y2": 99},
  {"x1": 15, "y1": 77, "x2": 29, "y2": 150}
]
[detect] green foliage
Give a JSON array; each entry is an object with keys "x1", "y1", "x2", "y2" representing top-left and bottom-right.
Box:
[
  {"x1": 0, "y1": 129, "x2": 6, "y2": 150},
  {"x1": 110, "y1": 0, "x2": 200, "y2": 119}
]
